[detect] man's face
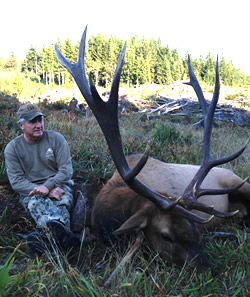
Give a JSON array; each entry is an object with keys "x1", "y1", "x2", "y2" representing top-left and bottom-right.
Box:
[{"x1": 19, "y1": 116, "x2": 44, "y2": 141}]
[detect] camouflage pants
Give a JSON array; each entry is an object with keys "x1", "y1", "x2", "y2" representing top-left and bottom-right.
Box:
[{"x1": 19, "y1": 183, "x2": 74, "y2": 229}]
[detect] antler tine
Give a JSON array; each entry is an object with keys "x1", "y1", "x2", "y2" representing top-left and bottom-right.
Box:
[
  {"x1": 180, "y1": 57, "x2": 248, "y2": 218},
  {"x1": 125, "y1": 141, "x2": 151, "y2": 181},
  {"x1": 184, "y1": 55, "x2": 209, "y2": 116},
  {"x1": 55, "y1": 26, "x2": 92, "y2": 103},
  {"x1": 197, "y1": 176, "x2": 249, "y2": 198},
  {"x1": 56, "y1": 25, "x2": 203, "y2": 219},
  {"x1": 202, "y1": 55, "x2": 220, "y2": 162}
]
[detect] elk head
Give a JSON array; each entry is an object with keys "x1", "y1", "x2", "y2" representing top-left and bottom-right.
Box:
[{"x1": 55, "y1": 26, "x2": 248, "y2": 271}]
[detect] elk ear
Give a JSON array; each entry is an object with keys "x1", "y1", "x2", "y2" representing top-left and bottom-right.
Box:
[{"x1": 113, "y1": 209, "x2": 150, "y2": 235}]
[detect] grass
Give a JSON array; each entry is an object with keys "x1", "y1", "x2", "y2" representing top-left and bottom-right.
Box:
[
  {"x1": 0, "y1": 94, "x2": 249, "y2": 296},
  {"x1": 1, "y1": 222, "x2": 249, "y2": 296}
]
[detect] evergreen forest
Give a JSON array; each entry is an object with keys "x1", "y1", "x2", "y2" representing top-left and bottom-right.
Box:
[{"x1": 1, "y1": 33, "x2": 250, "y2": 89}]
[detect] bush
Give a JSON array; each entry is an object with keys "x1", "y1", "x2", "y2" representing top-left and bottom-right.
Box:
[
  {"x1": 41, "y1": 100, "x2": 68, "y2": 111},
  {"x1": 225, "y1": 93, "x2": 243, "y2": 101},
  {"x1": 152, "y1": 124, "x2": 181, "y2": 145}
]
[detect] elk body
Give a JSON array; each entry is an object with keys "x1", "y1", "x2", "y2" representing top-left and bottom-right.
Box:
[
  {"x1": 93, "y1": 155, "x2": 249, "y2": 270},
  {"x1": 55, "y1": 26, "x2": 250, "y2": 272}
]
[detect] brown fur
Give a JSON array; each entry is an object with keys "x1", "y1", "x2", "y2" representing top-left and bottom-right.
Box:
[{"x1": 92, "y1": 154, "x2": 250, "y2": 271}]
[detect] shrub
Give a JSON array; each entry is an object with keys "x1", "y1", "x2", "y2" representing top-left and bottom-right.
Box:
[{"x1": 152, "y1": 124, "x2": 181, "y2": 145}]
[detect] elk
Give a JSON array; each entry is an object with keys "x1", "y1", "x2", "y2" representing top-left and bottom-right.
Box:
[{"x1": 55, "y1": 26, "x2": 250, "y2": 271}]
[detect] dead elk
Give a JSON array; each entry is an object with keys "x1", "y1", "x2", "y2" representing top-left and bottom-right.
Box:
[
  {"x1": 55, "y1": 26, "x2": 250, "y2": 272},
  {"x1": 93, "y1": 155, "x2": 249, "y2": 271}
]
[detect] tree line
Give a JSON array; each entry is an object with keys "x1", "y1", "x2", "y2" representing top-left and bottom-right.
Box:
[{"x1": 3, "y1": 34, "x2": 250, "y2": 87}]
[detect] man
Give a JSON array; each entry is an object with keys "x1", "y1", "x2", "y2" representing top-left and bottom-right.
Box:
[{"x1": 4, "y1": 103, "x2": 79, "y2": 253}]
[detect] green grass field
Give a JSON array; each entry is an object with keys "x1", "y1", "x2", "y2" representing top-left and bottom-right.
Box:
[{"x1": 0, "y1": 94, "x2": 249, "y2": 297}]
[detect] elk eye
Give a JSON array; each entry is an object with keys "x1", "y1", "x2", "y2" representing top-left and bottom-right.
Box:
[{"x1": 160, "y1": 233, "x2": 173, "y2": 242}]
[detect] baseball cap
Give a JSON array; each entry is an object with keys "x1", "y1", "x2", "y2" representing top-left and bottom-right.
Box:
[{"x1": 16, "y1": 104, "x2": 45, "y2": 122}]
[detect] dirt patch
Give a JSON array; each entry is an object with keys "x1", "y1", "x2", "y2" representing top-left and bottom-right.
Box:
[{"x1": 0, "y1": 185, "x2": 34, "y2": 234}]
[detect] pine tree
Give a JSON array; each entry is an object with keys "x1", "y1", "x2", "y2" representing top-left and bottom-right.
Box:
[
  {"x1": 203, "y1": 53, "x2": 215, "y2": 85},
  {"x1": 25, "y1": 46, "x2": 39, "y2": 74},
  {"x1": 124, "y1": 36, "x2": 138, "y2": 85},
  {"x1": 4, "y1": 52, "x2": 18, "y2": 70},
  {"x1": 39, "y1": 46, "x2": 48, "y2": 82}
]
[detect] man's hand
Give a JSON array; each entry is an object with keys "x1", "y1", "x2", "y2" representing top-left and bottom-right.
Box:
[
  {"x1": 29, "y1": 185, "x2": 49, "y2": 196},
  {"x1": 48, "y1": 187, "x2": 65, "y2": 201}
]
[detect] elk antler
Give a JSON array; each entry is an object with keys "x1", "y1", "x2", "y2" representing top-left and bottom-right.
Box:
[
  {"x1": 184, "y1": 56, "x2": 209, "y2": 118},
  {"x1": 54, "y1": 26, "x2": 213, "y2": 224},
  {"x1": 179, "y1": 56, "x2": 248, "y2": 217}
]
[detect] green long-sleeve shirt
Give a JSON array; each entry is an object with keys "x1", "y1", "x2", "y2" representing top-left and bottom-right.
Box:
[{"x1": 4, "y1": 130, "x2": 73, "y2": 196}]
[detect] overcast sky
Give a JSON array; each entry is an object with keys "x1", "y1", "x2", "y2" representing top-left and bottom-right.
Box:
[{"x1": 1, "y1": 0, "x2": 249, "y2": 75}]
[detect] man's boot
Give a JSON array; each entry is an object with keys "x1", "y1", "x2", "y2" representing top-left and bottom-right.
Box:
[{"x1": 47, "y1": 220, "x2": 80, "y2": 249}]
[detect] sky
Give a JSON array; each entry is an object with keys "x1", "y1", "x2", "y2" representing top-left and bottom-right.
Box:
[{"x1": 1, "y1": 0, "x2": 250, "y2": 75}]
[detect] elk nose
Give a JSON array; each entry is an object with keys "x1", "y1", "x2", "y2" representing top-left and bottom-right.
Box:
[{"x1": 188, "y1": 242, "x2": 210, "y2": 272}]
